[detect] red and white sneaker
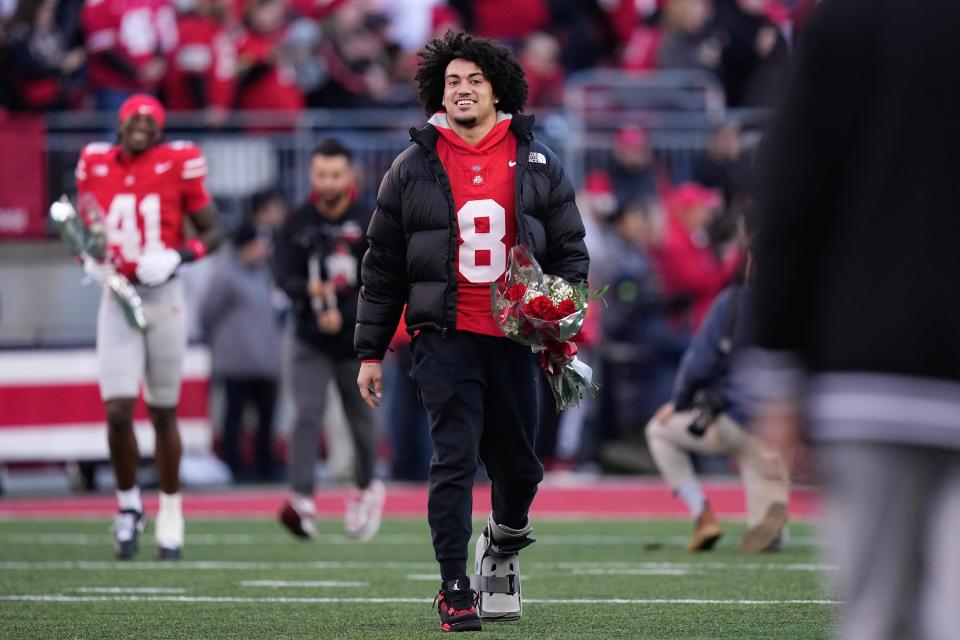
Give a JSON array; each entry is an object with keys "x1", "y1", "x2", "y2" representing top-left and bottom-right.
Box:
[
  {"x1": 344, "y1": 479, "x2": 386, "y2": 541},
  {"x1": 278, "y1": 494, "x2": 317, "y2": 540}
]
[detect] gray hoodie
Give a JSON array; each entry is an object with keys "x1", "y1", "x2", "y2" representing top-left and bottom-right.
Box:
[{"x1": 199, "y1": 246, "x2": 282, "y2": 379}]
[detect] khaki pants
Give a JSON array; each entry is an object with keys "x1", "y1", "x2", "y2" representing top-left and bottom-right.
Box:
[{"x1": 645, "y1": 411, "x2": 789, "y2": 527}]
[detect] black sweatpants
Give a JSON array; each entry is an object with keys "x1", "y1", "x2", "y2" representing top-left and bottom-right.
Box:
[
  {"x1": 222, "y1": 377, "x2": 277, "y2": 480},
  {"x1": 410, "y1": 330, "x2": 543, "y2": 579}
]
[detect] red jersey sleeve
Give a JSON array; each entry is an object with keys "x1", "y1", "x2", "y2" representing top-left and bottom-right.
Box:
[
  {"x1": 172, "y1": 142, "x2": 213, "y2": 213},
  {"x1": 75, "y1": 142, "x2": 113, "y2": 206}
]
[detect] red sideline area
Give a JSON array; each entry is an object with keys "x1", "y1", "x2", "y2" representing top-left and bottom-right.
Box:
[{"x1": 0, "y1": 481, "x2": 820, "y2": 519}]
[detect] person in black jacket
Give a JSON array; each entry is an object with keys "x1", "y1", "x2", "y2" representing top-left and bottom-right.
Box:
[
  {"x1": 750, "y1": 2, "x2": 960, "y2": 638},
  {"x1": 354, "y1": 31, "x2": 588, "y2": 631},
  {"x1": 275, "y1": 139, "x2": 385, "y2": 542}
]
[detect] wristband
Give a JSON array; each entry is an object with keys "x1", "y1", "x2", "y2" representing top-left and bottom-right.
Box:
[
  {"x1": 182, "y1": 237, "x2": 207, "y2": 261},
  {"x1": 361, "y1": 360, "x2": 382, "y2": 364}
]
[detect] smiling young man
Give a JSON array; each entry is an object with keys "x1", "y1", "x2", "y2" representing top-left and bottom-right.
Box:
[
  {"x1": 354, "y1": 31, "x2": 588, "y2": 632},
  {"x1": 75, "y1": 94, "x2": 223, "y2": 560}
]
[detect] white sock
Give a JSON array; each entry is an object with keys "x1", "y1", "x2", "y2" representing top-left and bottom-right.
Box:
[
  {"x1": 116, "y1": 487, "x2": 142, "y2": 513},
  {"x1": 158, "y1": 491, "x2": 182, "y2": 516},
  {"x1": 675, "y1": 481, "x2": 706, "y2": 519},
  {"x1": 156, "y1": 492, "x2": 184, "y2": 548}
]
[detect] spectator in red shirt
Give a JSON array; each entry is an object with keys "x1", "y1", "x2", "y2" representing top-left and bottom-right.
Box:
[
  {"x1": 164, "y1": 0, "x2": 236, "y2": 126},
  {"x1": 652, "y1": 182, "x2": 741, "y2": 330},
  {"x1": 234, "y1": 0, "x2": 303, "y2": 112},
  {"x1": 451, "y1": 0, "x2": 549, "y2": 44},
  {"x1": 517, "y1": 32, "x2": 564, "y2": 109},
  {"x1": 81, "y1": 0, "x2": 179, "y2": 110}
]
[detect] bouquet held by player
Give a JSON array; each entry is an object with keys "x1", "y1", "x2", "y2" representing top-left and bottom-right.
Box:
[{"x1": 492, "y1": 245, "x2": 601, "y2": 411}]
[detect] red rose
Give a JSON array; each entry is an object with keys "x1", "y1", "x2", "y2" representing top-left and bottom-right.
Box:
[
  {"x1": 505, "y1": 283, "x2": 527, "y2": 303},
  {"x1": 530, "y1": 295, "x2": 554, "y2": 318},
  {"x1": 557, "y1": 299, "x2": 577, "y2": 316},
  {"x1": 544, "y1": 307, "x2": 563, "y2": 321}
]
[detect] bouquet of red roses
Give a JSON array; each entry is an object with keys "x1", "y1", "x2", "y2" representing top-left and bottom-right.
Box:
[{"x1": 492, "y1": 245, "x2": 602, "y2": 411}]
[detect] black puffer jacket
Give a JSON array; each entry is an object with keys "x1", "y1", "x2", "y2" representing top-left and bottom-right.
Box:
[{"x1": 355, "y1": 114, "x2": 589, "y2": 361}]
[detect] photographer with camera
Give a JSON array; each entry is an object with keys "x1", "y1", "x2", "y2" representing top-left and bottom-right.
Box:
[{"x1": 646, "y1": 272, "x2": 790, "y2": 553}]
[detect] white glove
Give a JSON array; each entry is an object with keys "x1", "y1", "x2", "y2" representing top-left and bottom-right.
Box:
[
  {"x1": 83, "y1": 257, "x2": 115, "y2": 285},
  {"x1": 136, "y1": 248, "x2": 182, "y2": 286}
]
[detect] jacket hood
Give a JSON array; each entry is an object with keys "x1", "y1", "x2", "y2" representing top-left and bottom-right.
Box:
[{"x1": 410, "y1": 112, "x2": 536, "y2": 149}]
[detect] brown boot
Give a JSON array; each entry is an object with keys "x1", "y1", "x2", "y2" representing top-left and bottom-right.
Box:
[
  {"x1": 741, "y1": 502, "x2": 788, "y2": 554},
  {"x1": 686, "y1": 504, "x2": 723, "y2": 551}
]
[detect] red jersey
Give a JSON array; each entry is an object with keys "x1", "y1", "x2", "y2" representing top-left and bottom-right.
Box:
[
  {"x1": 82, "y1": 0, "x2": 179, "y2": 92},
  {"x1": 75, "y1": 140, "x2": 212, "y2": 278},
  {"x1": 234, "y1": 27, "x2": 303, "y2": 111},
  {"x1": 164, "y1": 13, "x2": 236, "y2": 110},
  {"x1": 434, "y1": 113, "x2": 518, "y2": 337},
  {"x1": 652, "y1": 214, "x2": 742, "y2": 330}
]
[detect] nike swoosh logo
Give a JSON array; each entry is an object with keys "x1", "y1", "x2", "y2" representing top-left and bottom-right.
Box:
[
  {"x1": 155, "y1": 161, "x2": 172, "y2": 174},
  {"x1": 508, "y1": 161, "x2": 517, "y2": 167}
]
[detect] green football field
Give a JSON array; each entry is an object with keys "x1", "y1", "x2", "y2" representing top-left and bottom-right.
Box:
[{"x1": 0, "y1": 517, "x2": 835, "y2": 639}]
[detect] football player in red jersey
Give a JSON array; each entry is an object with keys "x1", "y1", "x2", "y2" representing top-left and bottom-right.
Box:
[
  {"x1": 75, "y1": 94, "x2": 223, "y2": 560},
  {"x1": 355, "y1": 32, "x2": 588, "y2": 631}
]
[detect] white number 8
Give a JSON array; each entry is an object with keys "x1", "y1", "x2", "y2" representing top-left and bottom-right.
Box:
[{"x1": 458, "y1": 199, "x2": 506, "y2": 283}]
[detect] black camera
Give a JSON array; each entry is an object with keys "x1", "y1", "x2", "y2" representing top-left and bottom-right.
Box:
[{"x1": 687, "y1": 389, "x2": 726, "y2": 437}]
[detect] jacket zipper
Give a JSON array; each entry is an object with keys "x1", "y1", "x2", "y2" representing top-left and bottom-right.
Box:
[
  {"x1": 440, "y1": 166, "x2": 451, "y2": 338},
  {"x1": 515, "y1": 130, "x2": 535, "y2": 248},
  {"x1": 430, "y1": 156, "x2": 455, "y2": 338},
  {"x1": 411, "y1": 126, "x2": 455, "y2": 338}
]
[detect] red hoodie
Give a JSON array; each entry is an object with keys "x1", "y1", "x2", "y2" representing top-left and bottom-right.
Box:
[{"x1": 433, "y1": 112, "x2": 518, "y2": 337}]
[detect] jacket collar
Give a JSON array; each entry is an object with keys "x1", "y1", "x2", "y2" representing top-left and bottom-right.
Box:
[{"x1": 410, "y1": 112, "x2": 536, "y2": 150}]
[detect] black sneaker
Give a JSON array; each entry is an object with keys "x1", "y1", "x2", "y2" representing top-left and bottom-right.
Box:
[
  {"x1": 113, "y1": 509, "x2": 145, "y2": 560},
  {"x1": 435, "y1": 578, "x2": 482, "y2": 632},
  {"x1": 156, "y1": 546, "x2": 182, "y2": 560}
]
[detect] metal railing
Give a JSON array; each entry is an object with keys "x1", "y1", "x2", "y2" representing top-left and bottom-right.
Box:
[{"x1": 6, "y1": 71, "x2": 771, "y2": 347}]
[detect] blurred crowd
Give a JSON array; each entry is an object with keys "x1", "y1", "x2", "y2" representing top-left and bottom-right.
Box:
[
  {"x1": 0, "y1": 0, "x2": 812, "y2": 115},
  {"x1": 0, "y1": 0, "x2": 812, "y2": 482},
  {"x1": 196, "y1": 117, "x2": 757, "y2": 483}
]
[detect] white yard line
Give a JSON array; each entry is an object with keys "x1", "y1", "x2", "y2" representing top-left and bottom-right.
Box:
[
  {"x1": 0, "y1": 559, "x2": 835, "y2": 572},
  {"x1": 74, "y1": 587, "x2": 187, "y2": 594},
  {"x1": 0, "y1": 560, "x2": 436, "y2": 571},
  {"x1": 404, "y1": 574, "x2": 441, "y2": 581},
  {"x1": 0, "y1": 532, "x2": 822, "y2": 547},
  {"x1": 544, "y1": 561, "x2": 835, "y2": 572},
  {"x1": 573, "y1": 568, "x2": 699, "y2": 576},
  {"x1": 240, "y1": 581, "x2": 368, "y2": 588},
  {"x1": 0, "y1": 594, "x2": 840, "y2": 606},
  {"x1": 0, "y1": 533, "x2": 424, "y2": 546}
]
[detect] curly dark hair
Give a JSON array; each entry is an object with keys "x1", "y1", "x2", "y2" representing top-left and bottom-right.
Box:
[{"x1": 414, "y1": 30, "x2": 528, "y2": 116}]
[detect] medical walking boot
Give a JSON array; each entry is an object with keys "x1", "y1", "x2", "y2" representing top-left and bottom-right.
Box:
[{"x1": 471, "y1": 514, "x2": 534, "y2": 621}]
